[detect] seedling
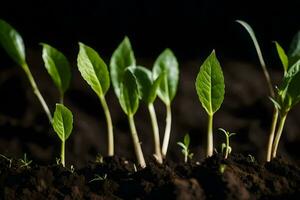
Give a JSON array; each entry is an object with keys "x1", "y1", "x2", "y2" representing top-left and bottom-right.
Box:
[
  {"x1": 77, "y1": 42, "x2": 114, "y2": 156},
  {"x1": 0, "y1": 19, "x2": 52, "y2": 122},
  {"x1": 89, "y1": 174, "x2": 107, "y2": 183},
  {"x1": 218, "y1": 128, "x2": 236, "y2": 159},
  {"x1": 153, "y1": 49, "x2": 179, "y2": 158},
  {"x1": 130, "y1": 66, "x2": 165, "y2": 163},
  {"x1": 237, "y1": 20, "x2": 300, "y2": 161},
  {"x1": 41, "y1": 43, "x2": 71, "y2": 104},
  {"x1": 0, "y1": 154, "x2": 12, "y2": 168},
  {"x1": 52, "y1": 103, "x2": 73, "y2": 167},
  {"x1": 177, "y1": 134, "x2": 194, "y2": 163},
  {"x1": 19, "y1": 153, "x2": 32, "y2": 169},
  {"x1": 110, "y1": 37, "x2": 146, "y2": 168},
  {"x1": 195, "y1": 51, "x2": 225, "y2": 157}
]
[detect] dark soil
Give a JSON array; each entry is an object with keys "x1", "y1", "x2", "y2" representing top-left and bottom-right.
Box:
[{"x1": 0, "y1": 153, "x2": 299, "y2": 200}]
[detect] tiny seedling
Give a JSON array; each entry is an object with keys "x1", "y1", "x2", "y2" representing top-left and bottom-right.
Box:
[
  {"x1": 0, "y1": 19, "x2": 52, "y2": 122},
  {"x1": 55, "y1": 158, "x2": 61, "y2": 165},
  {"x1": 177, "y1": 134, "x2": 194, "y2": 163},
  {"x1": 0, "y1": 154, "x2": 12, "y2": 168},
  {"x1": 195, "y1": 50, "x2": 225, "y2": 157},
  {"x1": 77, "y1": 42, "x2": 114, "y2": 156},
  {"x1": 218, "y1": 128, "x2": 236, "y2": 159},
  {"x1": 52, "y1": 103, "x2": 73, "y2": 167},
  {"x1": 248, "y1": 154, "x2": 255, "y2": 163},
  {"x1": 95, "y1": 153, "x2": 104, "y2": 164},
  {"x1": 130, "y1": 66, "x2": 165, "y2": 164},
  {"x1": 19, "y1": 153, "x2": 32, "y2": 169},
  {"x1": 153, "y1": 49, "x2": 179, "y2": 158},
  {"x1": 237, "y1": 20, "x2": 300, "y2": 161},
  {"x1": 41, "y1": 43, "x2": 71, "y2": 104},
  {"x1": 110, "y1": 37, "x2": 146, "y2": 168},
  {"x1": 89, "y1": 174, "x2": 107, "y2": 183}
]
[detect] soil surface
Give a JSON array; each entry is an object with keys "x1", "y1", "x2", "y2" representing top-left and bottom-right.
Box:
[{"x1": 0, "y1": 153, "x2": 299, "y2": 199}]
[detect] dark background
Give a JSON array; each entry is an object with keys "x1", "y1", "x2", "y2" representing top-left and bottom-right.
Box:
[{"x1": 0, "y1": 0, "x2": 300, "y2": 167}]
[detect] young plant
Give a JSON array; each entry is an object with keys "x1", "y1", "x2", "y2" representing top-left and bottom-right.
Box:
[
  {"x1": 119, "y1": 69, "x2": 146, "y2": 168},
  {"x1": 195, "y1": 50, "x2": 225, "y2": 157},
  {"x1": 0, "y1": 19, "x2": 52, "y2": 122},
  {"x1": 218, "y1": 128, "x2": 236, "y2": 159},
  {"x1": 237, "y1": 20, "x2": 300, "y2": 160},
  {"x1": 41, "y1": 43, "x2": 71, "y2": 104},
  {"x1": 52, "y1": 103, "x2": 73, "y2": 167},
  {"x1": 110, "y1": 37, "x2": 146, "y2": 168},
  {"x1": 177, "y1": 134, "x2": 194, "y2": 163},
  {"x1": 130, "y1": 66, "x2": 164, "y2": 164},
  {"x1": 77, "y1": 42, "x2": 114, "y2": 156},
  {"x1": 153, "y1": 49, "x2": 179, "y2": 158},
  {"x1": 19, "y1": 153, "x2": 32, "y2": 169}
]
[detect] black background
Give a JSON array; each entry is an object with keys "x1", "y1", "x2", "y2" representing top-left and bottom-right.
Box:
[{"x1": 1, "y1": 0, "x2": 300, "y2": 63}]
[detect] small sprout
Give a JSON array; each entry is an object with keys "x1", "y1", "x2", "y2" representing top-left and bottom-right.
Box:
[
  {"x1": 0, "y1": 19, "x2": 52, "y2": 122},
  {"x1": 130, "y1": 66, "x2": 165, "y2": 164},
  {"x1": 153, "y1": 49, "x2": 179, "y2": 158},
  {"x1": 77, "y1": 42, "x2": 114, "y2": 156},
  {"x1": 195, "y1": 51, "x2": 225, "y2": 157},
  {"x1": 69, "y1": 165, "x2": 75, "y2": 173},
  {"x1": 219, "y1": 164, "x2": 227, "y2": 174},
  {"x1": 0, "y1": 154, "x2": 12, "y2": 168},
  {"x1": 218, "y1": 128, "x2": 236, "y2": 159},
  {"x1": 89, "y1": 174, "x2": 107, "y2": 183},
  {"x1": 52, "y1": 104, "x2": 74, "y2": 167},
  {"x1": 248, "y1": 154, "x2": 255, "y2": 163},
  {"x1": 95, "y1": 154, "x2": 104, "y2": 164},
  {"x1": 55, "y1": 158, "x2": 61, "y2": 165},
  {"x1": 19, "y1": 153, "x2": 32, "y2": 169},
  {"x1": 177, "y1": 134, "x2": 194, "y2": 163},
  {"x1": 133, "y1": 163, "x2": 137, "y2": 172}
]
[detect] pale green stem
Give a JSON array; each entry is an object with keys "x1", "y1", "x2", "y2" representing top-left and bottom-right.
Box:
[
  {"x1": 22, "y1": 63, "x2": 52, "y2": 123},
  {"x1": 99, "y1": 95, "x2": 114, "y2": 156},
  {"x1": 59, "y1": 92, "x2": 64, "y2": 104},
  {"x1": 61, "y1": 141, "x2": 65, "y2": 167},
  {"x1": 128, "y1": 114, "x2": 146, "y2": 168},
  {"x1": 266, "y1": 108, "x2": 279, "y2": 162},
  {"x1": 184, "y1": 149, "x2": 188, "y2": 163},
  {"x1": 272, "y1": 113, "x2": 288, "y2": 159},
  {"x1": 207, "y1": 114, "x2": 214, "y2": 157},
  {"x1": 161, "y1": 103, "x2": 172, "y2": 158},
  {"x1": 148, "y1": 103, "x2": 162, "y2": 164},
  {"x1": 225, "y1": 134, "x2": 229, "y2": 159}
]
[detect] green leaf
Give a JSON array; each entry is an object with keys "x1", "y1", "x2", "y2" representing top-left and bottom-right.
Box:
[
  {"x1": 119, "y1": 68, "x2": 139, "y2": 115},
  {"x1": 130, "y1": 66, "x2": 164, "y2": 104},
  {"x1": 0, "y1": 19, "x2": 26, "y2": 66},
  {"x1": 52, "y1": 104, "x2": 73, "y2": 142},
  {"x1": 288, "y1": 31, "x2": 300, "y2": 66},
  {"x1": 274, "y1": 41, "x2": 288, "y2": 73},
  {"x1": 195, "y1": 50, "x2": 225, "y2": 115},
  {"x1": 77, "y1": 42, "x2": 110, "y2": 97},
  {"x1": 110, "y1": 36, "x2": 136, "y2": 97},
  {"x1": 286, "y1": 71, "x2": 300, "y2": 107},
  {"x1": 184, "y1": 134, "x2": 190, "y2": 147},
  {"x1": 41, "y1": 43, "x2": 71, "y2": 94},
  {"x1": 177, "y1": 142, "x2": 187, "y2": 150},
  {"x1": 153, "y1": 49, "x2": 179, "y2": 105},
  {"x1": 129, "y1": 66, "x2": 152, "y2": 102}
]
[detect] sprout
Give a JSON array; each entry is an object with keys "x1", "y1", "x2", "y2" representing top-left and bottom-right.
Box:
[
  {"x1": 195, "y1": 50, "x2": 225, "y2": 157},
  {"x1": 177, "y1": 134, "x2": 194, "y2": 163},
  {"x1": 153, "y1": 49, "x2": 179, "y2": 158},
  {"x1": 52, "y1": 104, "x2": 74, "y2": 167},
  {"x1": 19, "y1": 153, "x2": 32, "y2": 169},
  {"x1": 77, "y1": 42, "x2": 114, "y2": 156},
  {"x1": 0, "y1": 19, "x2": 52, "y2": 122},
  {"x1": 237, "y1": 20, "x2": 300, "y2": 161},
  {"x1": 218, "y1": 128, "x2": 236, "y2": 159}
]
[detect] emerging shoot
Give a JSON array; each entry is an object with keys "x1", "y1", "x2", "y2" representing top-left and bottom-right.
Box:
[
  {"x1": 52, "y1": 104, "x2": 74, "y2": 167},
  {"x1": 0, "y1": 19, "x2": 52, "y2": 122},
  {"x1": 218, "y1": 128, "x2": 236, "y2": 159},
  {"x1": 130, "y1": 66, "x2": 165, "y2": 164},
  {"x1": 153, "y1": 49, "x2": 179, "y2": 158},
  {"x1": 19, "y1": 153, "x2": 32, "y2": 169},
  {"x1": 195, "y1": 50, "x2": 225, "y2": 157},
  {"x1": 77, "y1": 42, "x2": 114, "y2": 156},
  {"x1": 177, "y1": 134, "x2": 194, "y2": 163}
]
